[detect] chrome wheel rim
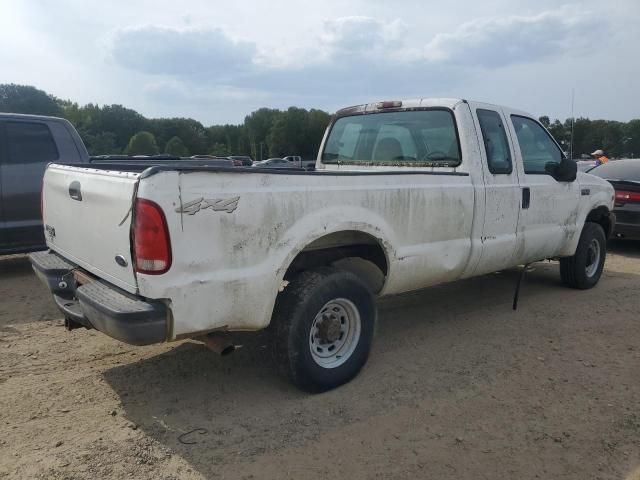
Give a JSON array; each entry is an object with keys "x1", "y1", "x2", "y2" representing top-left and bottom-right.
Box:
[
  {"x1": 309, "y1": 298, "x2": 361, "y2": 369},
  {"x1": 585, "y1": 239, "x2": 601, "y2": 278}
]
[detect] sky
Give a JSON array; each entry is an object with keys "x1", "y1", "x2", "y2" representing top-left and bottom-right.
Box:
[{"x1": 1, "y1": 0, "x2": 639, "y2": 125}]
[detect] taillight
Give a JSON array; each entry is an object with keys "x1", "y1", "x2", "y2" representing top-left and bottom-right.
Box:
[
  {"x1": 614, "y1": 190, "x2": 640, "y2": 205},
  {"x1": 132, "y1": 199, "x2": 172, "y2": 274}
]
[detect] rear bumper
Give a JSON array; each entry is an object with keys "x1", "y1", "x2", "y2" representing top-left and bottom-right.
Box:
[{"x1": 30, "y1": 250, "x2": 168, "y2": 346}]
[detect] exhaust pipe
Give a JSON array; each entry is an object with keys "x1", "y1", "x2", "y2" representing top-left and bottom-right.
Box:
[{"x1": 197, "y1": 334, "x2": 239, "y2": 356}]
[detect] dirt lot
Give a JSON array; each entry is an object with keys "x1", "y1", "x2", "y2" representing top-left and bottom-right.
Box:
[{"x1": 1, "y1": 244, "x2": 639, "y2": 480}]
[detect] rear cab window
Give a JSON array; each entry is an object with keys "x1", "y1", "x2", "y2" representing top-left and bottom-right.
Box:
[
  {"x1": 321, "y1": 109, "x2": 461, "y2": 167},
  {"x1": 476, "y1": 109, "x2": 512, "y2": 174},
  {"x1": 6, "y1": 121, "x2": 59, "y2": 164}
]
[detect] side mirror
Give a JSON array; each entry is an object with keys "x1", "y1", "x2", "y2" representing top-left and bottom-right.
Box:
[{"x1": 546, "y1": 158, "x2": 577, "y2": 182}]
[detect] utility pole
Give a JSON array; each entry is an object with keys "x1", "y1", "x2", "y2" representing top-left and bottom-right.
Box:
[{"x1": 569, "y1": 88, "x2": 575, "y2": 161}]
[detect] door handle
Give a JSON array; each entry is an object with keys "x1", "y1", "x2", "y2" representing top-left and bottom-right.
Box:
[
  {"x1": 522, "y1": 187, "x2": 530, "y2": 209},
  {"x1": 68, "y1": 181, "x2": 82, "y2": 201}
]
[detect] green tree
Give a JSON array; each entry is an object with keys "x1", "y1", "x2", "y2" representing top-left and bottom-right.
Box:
[
  {"x1": 164, "y1": 136, "x2": 189, "y2": 157},
  {"x1": 209, "y1": 142, "x2": 230, "y2": 156},
  {"x1": 124, "y1": 131, "x2": 159, "y2": 155},
  {"x1": 624, "y1": 119, "x2": 640, "y2": 157},
  {"x1": 268, "y1": 107, "x2": 308, "y2": 157},
  {"x1": 206, "y1": 124, "x2": 249, "y2": 156},
  {"x1": 304, "y1": 109, "x2": 331, "y2": 158},
  {"x1": 0, "y1": 84, "x2": 63, "y2": 116},
  {"x1": 602, "y1": 121, "x2": 624, "y2": 158},
  {"x1": 570, "y1": 118, "x2": 593, "y2": 158},
  {"x1": 244, "y1": 108, "x2": 281, "y2": 160},
  {"x1": 150, "y1": 118, "x2": 207, "y2": 155},
  {"x1": 550, "y1": 120, "x2": 568, "y2": 145},
  {"x1": 91, "y1": 105, "x2": 148, "y2": 149},
  {"x1": 83, "y1": 132, "x2": 119, "y2": 155}
]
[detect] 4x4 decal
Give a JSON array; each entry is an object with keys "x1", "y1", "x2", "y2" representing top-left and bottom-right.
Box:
[{"x1": 176, "y1": 196, "x2": 240, "y2": 215}]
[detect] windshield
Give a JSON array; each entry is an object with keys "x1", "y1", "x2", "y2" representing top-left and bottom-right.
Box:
[{"x1": 321, "y1": 109, "x2": 461, "y2": 166}]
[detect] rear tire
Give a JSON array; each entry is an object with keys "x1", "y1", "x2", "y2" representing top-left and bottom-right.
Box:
[
  {"x1": 559, "y1": 222, "x2": 606, "y2": 289},
  {"x1": 270, "y1": 268, "x2": 376, "y2": 392}
]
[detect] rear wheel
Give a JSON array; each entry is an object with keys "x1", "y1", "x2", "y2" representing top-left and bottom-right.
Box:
[
  {"x1": 559, "y1": 222, "x2": 607, "y2": 289},
  {"x1": 270, "y1": 268, "x2": 376, "y2": 392}
]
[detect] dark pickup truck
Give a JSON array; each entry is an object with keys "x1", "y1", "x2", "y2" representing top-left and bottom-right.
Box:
[
  {"x1": 0, "y1": 114, "x2": 252, "y2": 255},
  {"x1": 0, "y1": 114, "x2": 89, "y2": 254}
]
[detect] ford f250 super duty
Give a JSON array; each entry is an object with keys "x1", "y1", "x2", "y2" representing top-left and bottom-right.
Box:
[{"x1": 31, "y1": 98, "x2": 615, "y2": 392}]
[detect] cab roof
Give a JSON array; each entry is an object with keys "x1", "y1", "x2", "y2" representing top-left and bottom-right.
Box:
[
  {"x1": 0, "y1": 112, "x2": 69, "y2": 123},
  {"x1": 335, "y1": 98, "x2": 466, "y2": 117},
  {"x1": 336, "y1": 97, "x2": 532, "y2": 116}
]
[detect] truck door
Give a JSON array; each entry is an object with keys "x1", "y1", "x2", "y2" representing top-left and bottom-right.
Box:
[
  {"x1": 468, "y1": 104, "x2": 522, "y2": 275},
  {"x1": 1, "y1": 120, "x2": 60, "y2": 251},
  {"x1": 506, "y1": 114, "x2": 580, "y2": 263}
]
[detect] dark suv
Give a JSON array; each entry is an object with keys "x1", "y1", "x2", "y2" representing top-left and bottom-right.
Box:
[{"x1": 0, "y1": 114, "x2": 88, "y2": 254}]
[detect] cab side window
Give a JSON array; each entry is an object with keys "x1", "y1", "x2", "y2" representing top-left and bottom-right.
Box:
[
  {"x1": 6, "y1": 122, "x2": 59, "y2": 164},
  {"x1": 510, "y1": 116, "x2": 562, "y2": 174},
  {"x1": 477, "y1": 109, "x2": 512, "y2": 174}
]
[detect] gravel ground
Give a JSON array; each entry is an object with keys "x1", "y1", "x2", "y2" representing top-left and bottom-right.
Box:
[{"x1": 0, "y1": 242, "x2": 639, "y2": 480}]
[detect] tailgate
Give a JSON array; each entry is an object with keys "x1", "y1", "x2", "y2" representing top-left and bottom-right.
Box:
[{"x1": 42, "y1": 164, "x2": 140, "y2": 293}]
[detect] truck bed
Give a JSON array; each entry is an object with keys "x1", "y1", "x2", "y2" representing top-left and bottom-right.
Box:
[{"x1": 42, "y1": 160, "x2": 474, "y2": 337}]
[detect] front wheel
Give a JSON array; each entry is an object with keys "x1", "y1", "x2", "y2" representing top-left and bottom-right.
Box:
[
  {"x1": 559, "y1": 222, "x2": 607, "y2": 289},
  {"x1": 270, "y1": 268, "x2": 376, "y2": 392}
]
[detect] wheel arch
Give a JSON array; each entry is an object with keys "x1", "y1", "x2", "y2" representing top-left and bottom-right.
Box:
[
  {"x1": 281, "y1": 229, "x2": 391, "y2": 295},
  {"x1": 585, "y1": 205, "x2": 613, "y2": 238},
  {"x1": 560, "y1": 200, "x2": 613, "y2": 257}
]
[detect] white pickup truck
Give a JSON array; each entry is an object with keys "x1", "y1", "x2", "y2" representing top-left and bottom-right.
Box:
[{"x1": 31, "y1": 98, "x2": 615, "y2": 392}]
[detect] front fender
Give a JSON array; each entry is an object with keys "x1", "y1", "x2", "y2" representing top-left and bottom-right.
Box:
[{"x1": 559, "y1": 177, "x2": 614, "y2": 256}]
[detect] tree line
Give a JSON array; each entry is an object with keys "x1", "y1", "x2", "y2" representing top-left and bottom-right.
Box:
[
  {"x1": 0, "y1": 84, "x2": 330, "y2": 159},
  {"x1": 1, "y1": 84, "x2": 639, "y2": 159},
  {"x1": 539, "y1": 116, "x2": 640, "y2": 159}
]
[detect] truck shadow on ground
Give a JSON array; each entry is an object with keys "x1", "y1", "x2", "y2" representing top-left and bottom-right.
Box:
[{"x1": 102, "y1": 260, "x2": 622, "y2": 476}]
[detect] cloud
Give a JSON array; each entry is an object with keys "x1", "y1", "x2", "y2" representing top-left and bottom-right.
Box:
[
  {"x1": 321, "y1": 16, "x2": 407, "y2": 60},
  {"x1": 143, "y1": 80, "x2": 270, "y2": 105},
  {"x1": 423, "y1": 9, "x2": 599, "y2": 68},
  {"x1": 109, "y1": 25, "x2": 257, "y2": 79},
  {"x1": 103, "y1": 9, "x2": 608, "y2": 122}
]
